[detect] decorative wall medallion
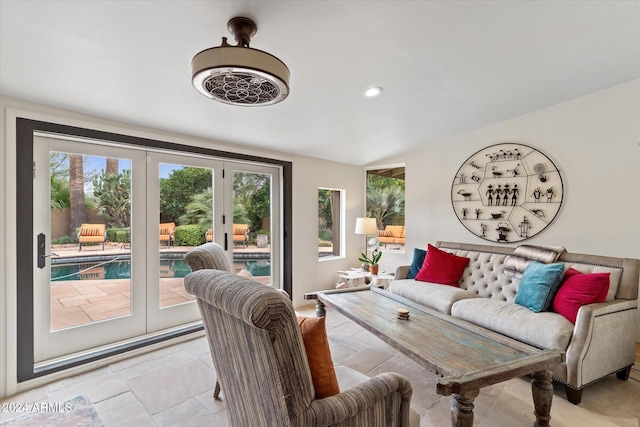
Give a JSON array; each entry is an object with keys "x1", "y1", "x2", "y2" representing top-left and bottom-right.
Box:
[{"x1": 451, "y1": 143, "x2": 563, "y2": 243}]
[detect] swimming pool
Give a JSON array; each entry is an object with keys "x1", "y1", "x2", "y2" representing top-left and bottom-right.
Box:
[{"x1": 51, "y1": 257, "x2": 270, "y2": 281}]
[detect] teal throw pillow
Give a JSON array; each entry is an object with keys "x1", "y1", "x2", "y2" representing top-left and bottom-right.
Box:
[
  {"x1": 407, "y1": 248, "x2": 426, "y2": 279},
  {"x1": 515, "y1": 261, "x2": 565, "y2": 313}
]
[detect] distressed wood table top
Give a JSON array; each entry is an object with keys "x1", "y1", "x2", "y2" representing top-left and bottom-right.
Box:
[{"x1": 316, "y1": 287, "x2": 563, "y2": 397}]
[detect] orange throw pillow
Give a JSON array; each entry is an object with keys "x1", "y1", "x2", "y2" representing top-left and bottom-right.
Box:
[{"x1": 297, "y1": 316, "x2": 340, "y2": 399}]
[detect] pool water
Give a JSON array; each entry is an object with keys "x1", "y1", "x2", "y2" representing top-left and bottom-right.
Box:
[{"x1": 51, "y1": 258, "x2": 270, "y2": 281}]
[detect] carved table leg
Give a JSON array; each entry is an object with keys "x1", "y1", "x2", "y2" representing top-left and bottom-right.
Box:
[
  {"x1": 531, "y1": 369, "x2": 553, "y2": 427},
  {"x1": 315, "y1": 300, "x2": 326, "y2": 318},
  {"x1": 450, "y1": 388, "x2": 479, "y2": 427}
]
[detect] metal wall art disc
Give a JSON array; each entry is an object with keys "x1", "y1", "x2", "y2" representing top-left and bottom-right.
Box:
[{"x1": 451, "y1": 143, "x2": 563, "y2": 243}]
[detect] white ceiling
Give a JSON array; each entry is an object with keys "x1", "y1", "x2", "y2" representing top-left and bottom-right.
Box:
[{"x1": 1, "y1": 1, "x2": 639, "y2": 165}]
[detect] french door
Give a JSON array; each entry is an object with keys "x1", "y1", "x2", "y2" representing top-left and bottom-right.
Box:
[{"x1": 32, "y1": 135, "x2": 280, "y2": 365}]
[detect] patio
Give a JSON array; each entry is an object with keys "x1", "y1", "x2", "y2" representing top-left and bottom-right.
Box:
[{"x1": 48, "y1": 242, "x2": 272, "y2": 331}]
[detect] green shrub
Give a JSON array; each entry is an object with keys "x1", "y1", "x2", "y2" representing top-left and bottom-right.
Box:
[
  {"x1": 174, "y1": 224, "x2": 205, "y2": 246},
  {"x1": 107, "y1": 227, "x2": 129, "y2": 242},
  {"x1": 318, "y1": 229, "x2": 333, "y2": 242},
  {"x1": 115, "y1": 230, "x2": 129, "y2": 243},
  {"x1": 51, "y1": 235, "x2": 78, "y2": 245},
  {"x1": 318, "y1": 239, "x2": 333, "y2": 248}
]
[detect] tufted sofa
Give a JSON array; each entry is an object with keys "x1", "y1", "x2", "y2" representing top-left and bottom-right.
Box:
[{"x1": 388, "y1": 241, "x2": 639, "y2": 404}]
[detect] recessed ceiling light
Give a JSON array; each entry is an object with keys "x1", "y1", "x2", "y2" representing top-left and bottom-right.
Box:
[{"x1": 364, "y1": 87, "x2": 383, "y2": 98}]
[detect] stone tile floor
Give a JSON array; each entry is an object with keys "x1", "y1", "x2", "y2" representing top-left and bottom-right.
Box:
[
  {"x1": 49, "y1": 244, "x2": 270, "y2": 330},
  {"x1": 2, "y1": 305, "x2": 639, "y2": 426}
]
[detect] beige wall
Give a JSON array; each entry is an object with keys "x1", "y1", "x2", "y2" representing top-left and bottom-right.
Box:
[
  {"x1": 369, "y1": 79, "x2": 640, "y2": 341},
  {"x1": 51, "y1": 208, "x2": 105, "y2": 239}
]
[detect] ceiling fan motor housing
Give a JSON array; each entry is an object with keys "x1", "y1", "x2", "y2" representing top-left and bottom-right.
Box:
[{"x1": 192, "y1": 17, "x2": 290, "y2": 106}]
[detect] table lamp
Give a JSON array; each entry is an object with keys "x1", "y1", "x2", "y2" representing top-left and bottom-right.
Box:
[{"x1": 355, "y1": 217, "x2": 377, "y2": 261}]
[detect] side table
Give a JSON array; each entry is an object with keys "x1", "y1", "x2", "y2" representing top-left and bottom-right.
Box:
[{"x1": 336, "y1": 268, "x2": 394, "y2": 289}]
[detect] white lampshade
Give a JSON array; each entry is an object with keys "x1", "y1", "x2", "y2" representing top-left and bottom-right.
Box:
[{"x1": 355, "y1": 218, "x2": 377, "y2": 235}]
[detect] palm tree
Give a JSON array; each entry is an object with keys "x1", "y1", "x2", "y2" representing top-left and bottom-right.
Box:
[
  {"x1": 68, "y1": 154, "x2": 86, "y2": 236},
  {"x1": 179, "y1": 187, "x2": 213, "y2": 229},
  {"x1": 366, "y1": 185, "x2": 405, "y2": 229},
  {"x1": 106, "y1": 158, "x2": 119, "y2": 175}
]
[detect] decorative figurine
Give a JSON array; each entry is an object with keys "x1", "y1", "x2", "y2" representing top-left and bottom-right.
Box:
[
  {"x1": 496, "y1": 222, "x2": 510, "y2": 242},
  {"x1": 546, "y1": 187, "x2": 555, "y2": 202},
  {"x1": 519, "y1": 216, "x2": 531, "y2": 238},
  {"x1": 531, "y1": 209, "x2": 545, "y2": 218},
  {"x1": 532, "y1": 187, "x2": 543, "y2": 202},
  {"x1": 457, "y1": 189, "x2": 472, "y2": 201}
]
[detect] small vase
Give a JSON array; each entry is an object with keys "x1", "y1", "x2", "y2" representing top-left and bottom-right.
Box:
[
  {"x1": 370, "y1": 264, "x2": 379, "y2": 275},
  {"x1": 361, "y1": 263, "x2": 370, "y2": 271}
]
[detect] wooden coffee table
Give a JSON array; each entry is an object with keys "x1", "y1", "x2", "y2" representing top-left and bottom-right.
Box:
[{"x1": 306, "y1": 286, "x2": 563, "y2": 427}]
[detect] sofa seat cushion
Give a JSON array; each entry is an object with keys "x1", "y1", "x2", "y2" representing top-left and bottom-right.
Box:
[
  {"x1": 388, "y1": 279, "x2": 480, "y2": 314},
  {"x1": 451, "y1": 298, "x2": 574, "y2": 350}
]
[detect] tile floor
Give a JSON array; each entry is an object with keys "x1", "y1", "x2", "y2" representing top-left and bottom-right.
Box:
[{"x1": 2, "y1": 305, "x2": 639, "y2": 427}]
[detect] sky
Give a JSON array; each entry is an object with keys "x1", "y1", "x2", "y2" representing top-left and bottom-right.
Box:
[{"x1": 72, "y1": 156, "x2": 181, "y2": 194}]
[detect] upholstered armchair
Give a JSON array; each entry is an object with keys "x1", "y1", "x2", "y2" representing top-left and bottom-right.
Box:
[{"x1": 184, "y1": 268, "x2": 416, "y2": 427}]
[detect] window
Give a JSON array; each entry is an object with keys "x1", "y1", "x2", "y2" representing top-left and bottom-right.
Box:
[
  {"x1": 366, "y1": 166, "x2": 405, "y2": 252},
  {"x1": 318, "y1": 188, "x2": 344, "y2": 258}
]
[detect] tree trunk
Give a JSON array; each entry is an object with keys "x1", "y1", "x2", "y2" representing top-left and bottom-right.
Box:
[
  {"x1": 69, "y1": 154, "x2": 86, "y2": 236},
  {"x1": 106, "y1": 158, "x2": 118, "y2": 175}
]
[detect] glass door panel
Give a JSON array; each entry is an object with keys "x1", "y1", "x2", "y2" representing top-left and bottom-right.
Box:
[
  {"x1": 146, "y1": 154, "x2": 223, "y2": 332},
  {"x1": 33, "y1": 136, "x2": 147, "y2": 363},
  {"x1": 229, "y1": 164, "x2": 281, "y2": 288}
]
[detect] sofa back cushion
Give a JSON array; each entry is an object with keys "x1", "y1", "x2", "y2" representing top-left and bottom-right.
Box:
[
  {"x1": 436, "y1": 241, "x2": 638, "y2": 303},
  {"x1": 441, "y1": 249, "x2": 519, "y2": 302},
  {"x1": 439, "y1": 247, "x2": 625, "y2": 303},
  {"x1": 558, "y1": 262, "x2": 622, "y2": 301}
]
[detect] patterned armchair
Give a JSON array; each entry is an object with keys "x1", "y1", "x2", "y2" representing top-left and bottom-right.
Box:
[{"x1": 184, "y1": 266, "x2": 416, "y2": 427}]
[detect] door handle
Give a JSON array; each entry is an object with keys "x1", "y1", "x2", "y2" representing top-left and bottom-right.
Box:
[
  {"x1": 37, "y1": 233, "x2": 58, "y2": 269},
  {"x1": 224, "y1": 233, "x2": 228, "y2": 251}
]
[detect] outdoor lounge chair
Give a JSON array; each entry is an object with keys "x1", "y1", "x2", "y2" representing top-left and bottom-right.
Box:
[
  {"x1": 184, "y1": 266, "x2": 416, "y2": 427},
  {"x1": 205, "y1": 228, "x2": 213, "y2": 242},
  {"x1": 232, "y1": 224, "x2": 249, "y2": 247},
  {"x1": 159, "y1": 222, "x2": 175, "y2": 247},
  {"x1": 77, "y1": 223, "x2": 106, "y2": 251}
]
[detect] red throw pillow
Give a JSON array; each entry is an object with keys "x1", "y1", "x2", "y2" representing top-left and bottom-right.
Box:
[
  {"x1": 297, "y1": 316, "x2": 340, "y2": 399},
  {"x1": 551, "y1": 268, "x2": 610, "y2": 324},
  {"x1": 414, "y1": 244, "x2": 470, "y2": 287}
]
